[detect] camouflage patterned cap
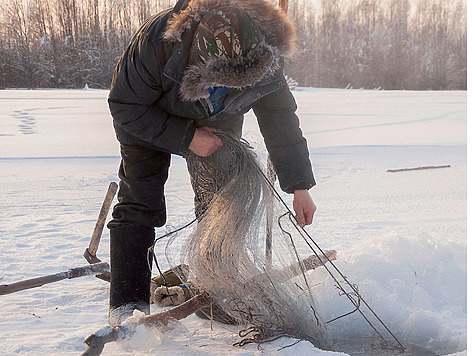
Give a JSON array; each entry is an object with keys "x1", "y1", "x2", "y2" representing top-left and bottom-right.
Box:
[{"x1": 189, "y1": 7, "x2": 263, "y2": 64}]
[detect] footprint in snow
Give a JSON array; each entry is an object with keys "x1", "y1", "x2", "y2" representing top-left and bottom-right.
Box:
[{"x1": 12, "y1": 109, "x2": 38, "y2": 135}]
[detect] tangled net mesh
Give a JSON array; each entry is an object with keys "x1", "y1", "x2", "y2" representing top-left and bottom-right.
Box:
[{"x1": 167, "y1": 132, "x2": 328, "y2": 348}]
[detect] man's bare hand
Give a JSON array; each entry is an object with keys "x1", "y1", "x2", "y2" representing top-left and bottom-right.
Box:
[
  {"x1": 189, "y1": 126, "x2": 223, "y2": 157},
  {"x1": 293, "y1": 190, "x2": 316, "y2": 227}
]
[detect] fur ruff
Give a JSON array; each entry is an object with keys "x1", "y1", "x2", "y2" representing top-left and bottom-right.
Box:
[
  {"x1": 180, "y1": 43, "x2": 279, "y2": 101},
  {"x1": 165, "y1": 0, "x2": 296, "y2": 101}
]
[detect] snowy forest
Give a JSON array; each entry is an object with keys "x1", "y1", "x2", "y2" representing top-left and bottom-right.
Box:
[{"x1": 0, "y1": 0, "x2": 467, "y2": 90}]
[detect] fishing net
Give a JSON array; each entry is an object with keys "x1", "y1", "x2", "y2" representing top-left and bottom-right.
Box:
[{"x1": 163, "y1": 132, "x2": 328, "y2": 348}]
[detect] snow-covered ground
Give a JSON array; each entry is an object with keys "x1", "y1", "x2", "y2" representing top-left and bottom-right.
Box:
[{"x1": 0, "y1": 89, "x2": 467, "y2": 355}]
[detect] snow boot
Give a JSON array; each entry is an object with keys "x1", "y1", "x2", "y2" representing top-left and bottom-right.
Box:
[{"x1": 108, "y1": 224, "x2": 155, "y2": 326}]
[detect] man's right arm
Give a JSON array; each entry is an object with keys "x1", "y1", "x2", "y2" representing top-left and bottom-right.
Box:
[{"x1": 108, "y1": 37, "x2": 195, "y2": 155}]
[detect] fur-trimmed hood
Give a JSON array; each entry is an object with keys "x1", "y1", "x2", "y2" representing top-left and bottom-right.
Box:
[{"x1": 164, "y1": 0, "x2": 297, "y2": 101}]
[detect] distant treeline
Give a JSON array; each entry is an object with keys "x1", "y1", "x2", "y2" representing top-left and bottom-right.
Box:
[
  {"x1": 0, "y1": 0, "x2": 466, "y2": 90},
  {"x1": 288, "y1": 0, "x2": 466, "y2": 90}
]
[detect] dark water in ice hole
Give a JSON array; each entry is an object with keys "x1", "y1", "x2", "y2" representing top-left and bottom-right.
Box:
[{"x1": 331, "y1": 336, "x2": 438, "y2": 356}]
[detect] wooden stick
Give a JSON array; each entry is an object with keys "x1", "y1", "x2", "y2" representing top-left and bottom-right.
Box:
[
  {"x1": 255, "y1": 250, "x2": 337, "y2": 285},
  {"x1": 82, "y1": 294, "x2": 211, "y2": 356},
  {"x1": 265, "y1": 157, "x2": 276, "y2": 270},
  {"x1": 84, "y1": 182, "x2": 118, "y2": 264},
  {"x1": 268, "y1": 0, "x2": 288, "y2": 270},
  {"x1": 143, "y1": 293, "x2": 211, "y2": 327},
  {"x1": 0, "y1": 262, "x2": 110, "y2": 295},
  {"x1": 287, "y1": 250, "x2": 337, "y2": 277},
  {"x1": 279, "y1": 0, "x2": 289, "y2": 13},
  {"x1": 387, "y1": 165, "x2": 450, "y2": 173},
  {"x1": 84, "y1": 182, "x2": 117, "y2": 282}
]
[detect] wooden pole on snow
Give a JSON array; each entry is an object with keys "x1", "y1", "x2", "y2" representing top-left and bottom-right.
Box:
[
  {"x1": 387, "y1": 165, "x2": 450, "y2": 173},
  {"x1": 0, "y1": 262, "x2": 110, "y2": 295}
]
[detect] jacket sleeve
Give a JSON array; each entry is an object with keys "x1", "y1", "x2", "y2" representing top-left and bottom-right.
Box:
[
  {"x1": 108, "y1": 37, "x2": 195, "y2": 154},
  {"x1": 252, "y1": 81, "x2": 316, "y2": 193}
]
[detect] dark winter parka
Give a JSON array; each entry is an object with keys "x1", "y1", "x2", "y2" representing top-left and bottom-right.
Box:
[{"x1": 108, "y1": 0, "x2": 315, "y2": 193}]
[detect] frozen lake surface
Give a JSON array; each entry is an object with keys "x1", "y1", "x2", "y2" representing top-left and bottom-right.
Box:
[{"x1": 0, "y1": 89, "x2": 467, "y2": 355}]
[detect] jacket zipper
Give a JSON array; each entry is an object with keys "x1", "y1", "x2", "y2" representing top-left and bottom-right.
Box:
[{"x1": 207, "y1": 89, "x2": 243, "y2": 120}]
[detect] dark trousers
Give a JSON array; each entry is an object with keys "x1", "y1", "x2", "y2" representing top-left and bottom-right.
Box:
[
  {"x1": 106, "y1": 143, "x2": 171, "y2": 316},
  {"x1": 108, "y1": 144, "x2": 171, "y2": 229}
]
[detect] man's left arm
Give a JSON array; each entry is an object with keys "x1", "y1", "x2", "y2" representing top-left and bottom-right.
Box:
[{"x1": 253, "y1": 80, "x2": 316, "y2": 226}]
